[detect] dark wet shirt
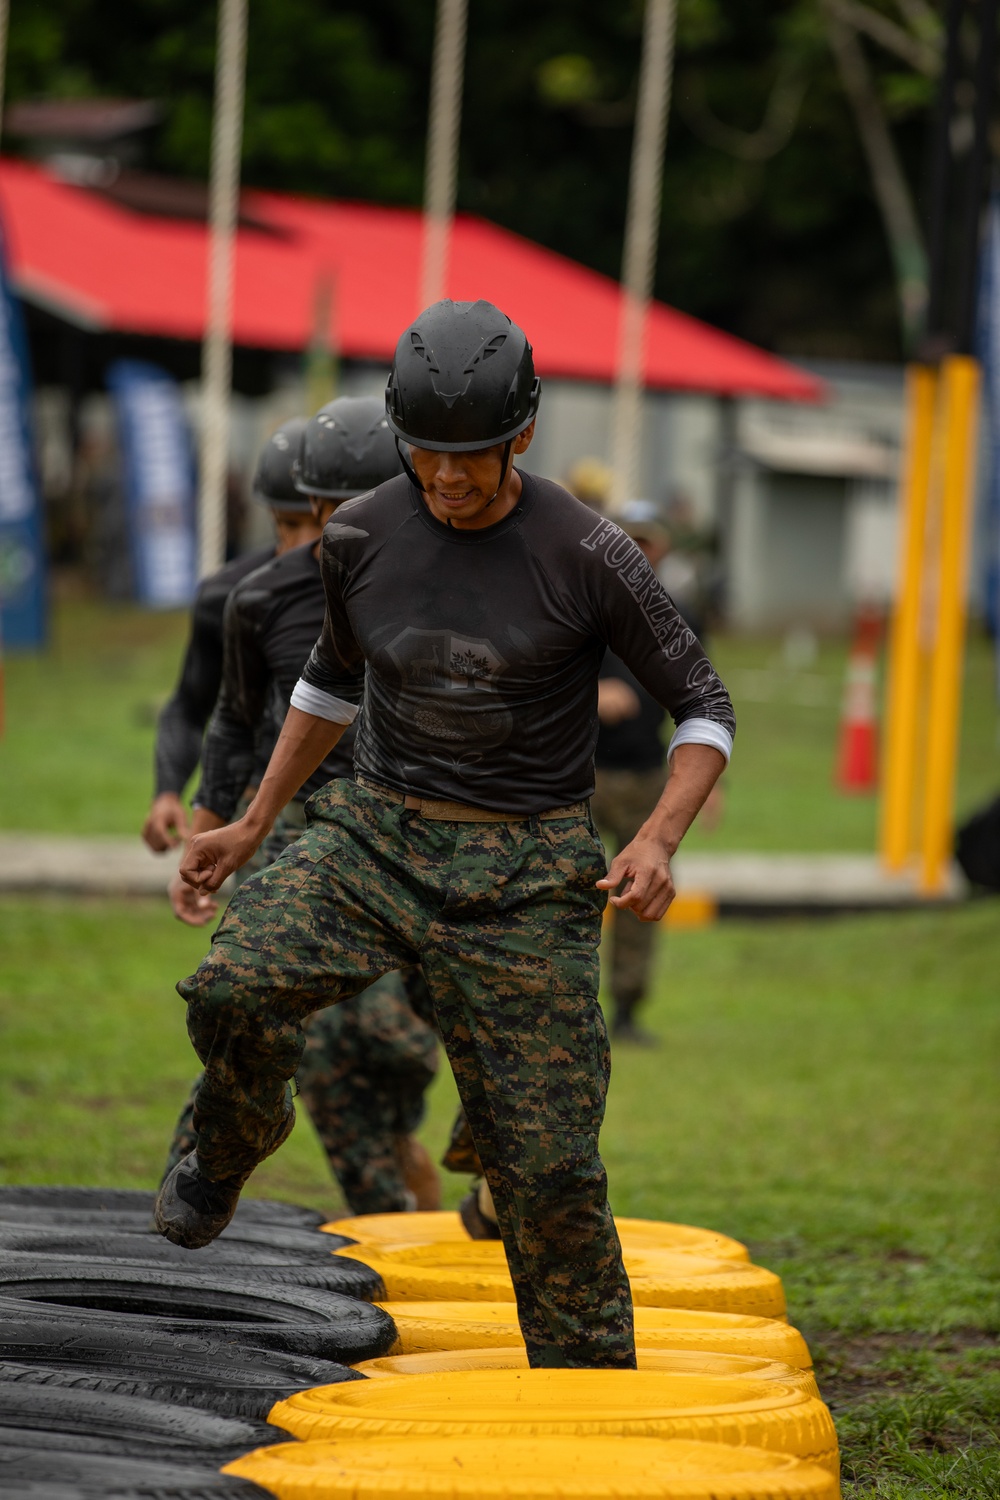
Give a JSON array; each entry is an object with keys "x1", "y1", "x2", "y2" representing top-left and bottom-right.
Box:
[
  {"x1": 195, "y1": 543, "x2": 354, "y2": 822},
  {"x1": 296, "y1": 472, "x2": 734, "y2": 814},
  {"x1": 153, "y1": 547, "x2": 273, "y2": 796}
]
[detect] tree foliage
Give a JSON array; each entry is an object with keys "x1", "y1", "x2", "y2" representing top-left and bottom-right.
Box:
[{"x1": 6, "y1": 0, "x2": 940, "y2": 358}]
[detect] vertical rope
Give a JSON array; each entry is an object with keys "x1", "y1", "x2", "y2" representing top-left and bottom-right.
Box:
[
  {"x1": 609, "y1": 0, "x2": 677, "y2": 514},
  {"x1": 198, "y1": 0, "x2": 248, "y2": 579},
  {"x1": 419, "y1": 0, "x2": 469, "y2": 314}
]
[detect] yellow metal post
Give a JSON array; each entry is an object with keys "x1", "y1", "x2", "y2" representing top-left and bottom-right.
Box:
[
  {"x1": 920, "y1": 354, "x2": 981, "y2": 892},
  {"x1": 879, "y1": 363, "x2": 938, "y2": 869}
]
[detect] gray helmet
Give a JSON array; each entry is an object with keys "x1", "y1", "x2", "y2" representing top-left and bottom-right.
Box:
[
  {"x1": 293, "y1": 396, "x2": 401, "y2": 500},
  {"x1": 385, "y1": 299, "x2": 540, "y2": 453},
  {"x1": 252, "y1": 417, "x2": 312, "y2": 512}
]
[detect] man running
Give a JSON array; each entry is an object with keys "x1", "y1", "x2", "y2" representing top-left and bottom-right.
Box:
[
  {"x1": 158, "y1": 299, "x2": 734, "y2": 1370},
  {"x1": 164, "y1": 396, "x2": 440, "y2": 1213},
  {"x1": 142, "y1": 418, "x2": 313, "y2": 854}
]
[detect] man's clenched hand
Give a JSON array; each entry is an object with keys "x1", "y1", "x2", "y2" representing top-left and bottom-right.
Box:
[
  {"x1": 597, "y1": 833, "x2": 675, "y2": 922},
  {"x1": 143, "y1": 793, "x2": 190, "y2": 852},
  {"x1": 596, "y1": 742, "x2": 727, "y2": 924},
  {"x1": 179, "y1": 819, "x2": 263, "y2": 894}
]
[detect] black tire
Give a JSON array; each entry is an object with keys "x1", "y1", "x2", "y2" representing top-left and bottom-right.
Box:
[
  {"x1": 0, "y1": 1380, "x2": 280, "y2": 1461},
  {"x1": 0, "y1": 1443, "x2": 270, "y2": 1497},
  {"x1": 0, "y1": 1267, "x2": 396, "y2": 1363},
  {"x1": 0, "y1": 1216, "x2": 352, "y2": 1255},
  {"x1": 0, "y1": 1186, "x2": 326, "y2": 1232},
  {"x1": 0, "y1": 1347, "x2": 362, "y2": 1421},
  {"x1": 0, "y1": 1237, "x2": 380, "y2": 1298}
]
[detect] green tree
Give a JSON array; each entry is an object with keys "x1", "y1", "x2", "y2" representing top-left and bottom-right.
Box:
[{"x1": 5, "y1": 0, "x2": 942, "y2": 359}]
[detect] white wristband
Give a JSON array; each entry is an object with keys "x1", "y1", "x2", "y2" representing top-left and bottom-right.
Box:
[
  {"x1": 667, "y1": 717, "x2": 733, "y2": 765},
  {"x1": 290, "y1": 680, "x2": 359, "y2": 725}
]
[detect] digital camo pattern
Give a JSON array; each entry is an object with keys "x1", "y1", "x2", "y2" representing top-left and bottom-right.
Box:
[
  {"x1": 178, "y1": 778, "x2": 635, "y2": 1367},
  {"x1": 164, "y1": 803, "x2": 438, "y2": 1215},
  {"x1": 590, "y1": 763, "x2": 668, "y2": 1023}
]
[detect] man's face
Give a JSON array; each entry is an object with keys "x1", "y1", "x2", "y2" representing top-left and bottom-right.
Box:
[
  {"x1": 272, "y1": 509, "x2": 323, "y2": 554},
  {"x1": 408, "y1": 422, "x2": 535, "y2": 529}
]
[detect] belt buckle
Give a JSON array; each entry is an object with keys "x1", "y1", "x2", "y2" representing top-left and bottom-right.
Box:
[{"x1": 403, "y1": 794, "x2": 423, "y2": 812}]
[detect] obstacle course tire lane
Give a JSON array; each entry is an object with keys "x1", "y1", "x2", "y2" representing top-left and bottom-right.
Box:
[
  {"x1": 0, "y1": 1269, "x2": 397, "y2": 1363},
  {"x1": 375, "y1": 1300, "x2": 812, "y2": 1366},
  {"x1": 0, "y1": 1242, "x2": 382, "y2": 1299},
  {"x1": 351, "y1": 1346, "x2": 821, "y2": 1398},
  {"x1": 0, "y1": 1185, "x2": 325, "y2": 1232},
  {"x1": 267, "y1": 1368, "x2": 838, "y2": 1473},
  {"x1": 337, "y1": 1242, "x2": 785, "y2": 1316},
  {"x1": 0, "y1": 1442, "x2": 271, "y2": 1497},
  {"x1": 326, "y1": 1211, "x2": 749, "y2": 1262},
  {"x1": 226, "y1": 1435, "x2": 838, "y2": 1500}
]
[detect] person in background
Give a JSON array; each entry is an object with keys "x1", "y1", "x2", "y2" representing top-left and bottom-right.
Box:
[
  {"x1": 591, "y1": 500, "x2": 672, "y2": 1046},
  {"x1": 142, "y1": 418, "x2": 313, "y2": 853}
]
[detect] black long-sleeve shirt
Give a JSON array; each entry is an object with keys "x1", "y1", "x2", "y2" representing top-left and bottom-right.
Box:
[
  {"x1": 195, "y1": 543, "x2": 354, "y2": 822},
  {"x1": 292, "y1": 472, "x2": 734, "y2": 814},
  {"x1": 154, "y1": 547, "x2": 273, "y2": 796}
]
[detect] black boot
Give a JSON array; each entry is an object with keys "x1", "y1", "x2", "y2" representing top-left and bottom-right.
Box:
[
  {"x1": 611, "y1": 994, "x2": 660, "y2": 1048},
  {"x1": 154, "y1": 1151, "x2": 244, "y2": 1249}
]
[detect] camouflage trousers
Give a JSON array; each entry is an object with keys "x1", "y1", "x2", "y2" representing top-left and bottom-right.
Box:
[
  {"x1": 177, "y1": 778, "x2": 634, "y2": 1368},
  {"x1": 590, "y1": 765, "x2": 667, "y2": 1024},
  {"x1": 165, "y1": 800, "x2": 438, "y2": 1214}
]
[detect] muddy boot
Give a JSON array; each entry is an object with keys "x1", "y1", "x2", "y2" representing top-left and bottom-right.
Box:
[
  {"x1": 459, "y1": 1177, "x2": 501, "y2": 1240},
  {"x1": 154, "y1": 1151, "x2": 244, "y2": 1249},
  {"x1": 397, "y1": 1134, "x2": 442, "y2": 1210}
]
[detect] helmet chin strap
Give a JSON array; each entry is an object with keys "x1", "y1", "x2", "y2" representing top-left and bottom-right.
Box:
[
  {"x1": 483, "y1": 439, "x2": 514, "y2": 511},
  {"x1": 395, "y1": 436, "x2": 514, "y2": 525}
]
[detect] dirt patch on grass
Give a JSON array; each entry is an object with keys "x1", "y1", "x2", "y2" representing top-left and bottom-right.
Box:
[{"x1": 812, "y1": 1329, "x2": 1000, "y2": 1409}]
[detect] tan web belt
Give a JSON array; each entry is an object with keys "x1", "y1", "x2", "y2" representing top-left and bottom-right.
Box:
[{"x1": 357, "y1": 774, "x2": 586, "y2": 824}]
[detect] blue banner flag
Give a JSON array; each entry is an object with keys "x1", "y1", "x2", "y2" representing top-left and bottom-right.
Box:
[
  {"x1": 108, "y1": 360, "x2": 197, "y2": 609},
  {"x1": 976, "y1": 193, "x2": 1000, "y2": 686},
  {"x1": 0, "y1": 209, "x2": 47, "y2": 649}
]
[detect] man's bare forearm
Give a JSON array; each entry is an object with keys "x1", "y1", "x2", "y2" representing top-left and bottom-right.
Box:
[
  {"x1": 641, "y1": 742, "x2": 726, "y2": 854},
  {"x1": 242, "y1": 707, "x2": 349, "y2": 837}
]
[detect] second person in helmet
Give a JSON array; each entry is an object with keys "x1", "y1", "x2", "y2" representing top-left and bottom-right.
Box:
[{"x1": 162, "y1": 395, "x2": 440, "y2": 1214}]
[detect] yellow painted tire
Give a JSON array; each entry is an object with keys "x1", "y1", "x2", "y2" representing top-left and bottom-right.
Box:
[
  {"x1": 353, "y1": 1346, "x2": 821, "y2": 1398},
  {"x1": 375, "y1": 1301, "x2": 812, "y2": 1367},
  {"x1": 338, "y1": 1242, "x2": 785, "y2": 1318},
  {"x1": 326, "y1": 1211, "x2": 748, "y2": 1262},
  {"x1": 227, "y1": 1435, "x2": 837, "y2": 1500},
  {"x1": 268, "y1": 1368, "x2": 838, "y2": 1475}
]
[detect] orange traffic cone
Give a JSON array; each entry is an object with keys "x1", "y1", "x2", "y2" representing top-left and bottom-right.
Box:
[{"x1": 836, "y1": 606, "x2": 882, "y2": 792}]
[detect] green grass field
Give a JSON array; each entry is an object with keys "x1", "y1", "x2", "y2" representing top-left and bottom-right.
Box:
[
  {"x1": 0, "y1": 894, "x2": 996, "y2": 1496},
  {"x1": 2, "y1": 592, "x2": 997, "y2": 849}
]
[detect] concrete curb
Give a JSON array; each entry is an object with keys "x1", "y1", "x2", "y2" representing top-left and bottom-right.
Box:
[{"x1": 0, "y1": 836, "x2": 967, "y2": 912}]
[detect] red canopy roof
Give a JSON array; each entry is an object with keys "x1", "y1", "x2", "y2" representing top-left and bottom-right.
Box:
[{"x1": 0, "y1": 158, "x2": 820, "y2": 400}]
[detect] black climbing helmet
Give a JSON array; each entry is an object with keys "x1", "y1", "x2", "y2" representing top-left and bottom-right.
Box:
[
  {"x1": 385, "y1": 299, "x2": 541, "y2": 452},
  {"x1": 293, "y1": 395, "x2": 401, "y2": 499},
  {"x1": 252, "y1": 417, "x2": 313, "y2": 512}
]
